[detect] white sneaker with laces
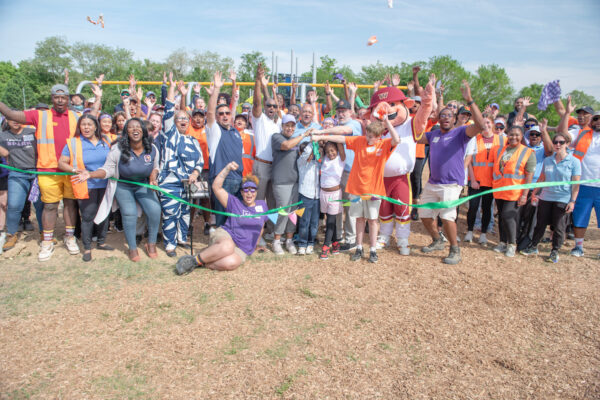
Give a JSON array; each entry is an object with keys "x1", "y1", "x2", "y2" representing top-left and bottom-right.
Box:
[
  {"x1": 478, "y1": 233, "x2": 488, "y2": 245},
  {"x1": 272, "y1": 240, "x2": 284, "y2": 255},
  {"x1": 306, "y1": 245, "x2": 314, "y2": 255},
  {"x1": 397, "y1": 238, "x2": 410, "y2": 256},
  {"x1": 285, "y1": 239, "x2": 297, "y2": 255},
  {"x1": 376, "y1": 235, "x2": 389, "y2": 250},
  {"x1": 39, "y1": 240, "x2": 55, "y2": 261},
  {"x1": 297, "y1": 247, "x2": 306, "y2": 255},
  {"x1": 464, "y1": 231, "x2": 474, "y2": 242},
  {"x1": 64, "y1": 235, "x2": 80, "y2": 255}
]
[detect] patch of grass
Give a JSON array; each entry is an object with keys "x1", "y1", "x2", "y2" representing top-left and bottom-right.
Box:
[
  {"x1": 379, "y1": 342, "x2": 392, "y2": 351},
  {"x1": 346, "y1": 352, "x2": 358, "y2": 362},
  {"x1": 244, "y1": 306, "x2": 255, "y2": 319},
  {"x1": 304, "y1": 274, "x2": 312, "y2": 281},
  {"x1": 92, "y1": 367, "x2": 153, "y2": 399},
  {"x1": 265, "y1": 341, "x2": 291, "y2": 359},
  {"x1": 275, "y1": 368, "x2": 307, "y2": 396},
  {"x1": 197, "y1": 292, "x2": 209, "y2": 304},
  {"x1": 305, "y1": 353, "x2": 316, "y2": 362},
  {"x1": 299, "y1": 287, "x2": 317, "y2": 298},
  {"x1": 118, "y1": 310, "x2": 137, "y2": 323},
  {"x1": 223, "y1": 289, "x2": 235, "y2": 301},
  {"x1": 100, "y1": 312, "x2": 110, "y2": 320},
  {"x1": 223, "y1": 336, "x2": 249, "y2": 355},
  {"x1": 175, "y1": 309, "x2": 195, "y2": 324}
]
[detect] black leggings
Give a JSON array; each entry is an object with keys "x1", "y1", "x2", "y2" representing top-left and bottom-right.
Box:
[
  {"x1": 496, "y1": 199, "x2": 519, "y2": 244},
  {"x1": 411, "y1": 151, "x2": 429, "y2": 201},
  {"x1": 78, "y1": 188, "x2": 108, "y2": 250},
  {"x1": 531, "y1": 200, "x2": 568, "y2": 251},
  {"x1": 324, "y1": 213, "x2": 338, "y2": 247},
  {"x1": 467, "y1": 186, "x2": 493, "y2": 232}
]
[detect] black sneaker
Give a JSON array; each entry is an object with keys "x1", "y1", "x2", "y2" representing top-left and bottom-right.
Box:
[
  {"x1": 410, "y1": 208, "x2": 419, "y2": 221},
  {"x1": 340, "y1": 242, "x2": 357, "y2": 252},
  {"x1": 351, "y1": 248, "x2": 363, "y2": 261},
  {"x1": 203, "y1": 223, "x2": 211, "y2": 236},
  {"x1": 23, "y1": 220, "x2": 34, "y2": 231},
  {"x1": 176, "y1": 255, "x2": 198, "y2": 275},
  {"x1": 368, "y1": 250, "x2": 378, "y2": 263},
  {"x1": 547, "y1": 250, "x2": 559, "y2": 263}
]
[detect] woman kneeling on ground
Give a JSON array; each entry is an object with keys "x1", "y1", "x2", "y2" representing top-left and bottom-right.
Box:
[{"x1": 176, "y1": 161, "x2": 267, "y2": 273}]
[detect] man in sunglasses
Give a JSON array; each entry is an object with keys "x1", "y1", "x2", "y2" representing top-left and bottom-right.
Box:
[{"x1": 206, "y1": 70, "x2": 244, "y2": 227}]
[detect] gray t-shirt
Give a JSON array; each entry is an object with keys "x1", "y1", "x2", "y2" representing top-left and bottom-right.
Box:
[
  {"x1": 271, "y1": 132, "x2": 299, "y2": 185},
  {"x1": 0, "y1": 127, "x2": 37, "y2": 170}
]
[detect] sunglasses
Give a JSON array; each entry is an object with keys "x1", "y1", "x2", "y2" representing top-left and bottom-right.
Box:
[
  {"x1": 265, "y1": 104, "x2": 277, "y2": 108},
  {"x1": 495, "y1": 124, "x2": 505, "y2": 129},
  {"x1": 593, "y1": 116, "x2": 600, "y2": 122},
  {"x1": 218, "y1": 111, "x2": 231, "y2": 116},
  {"x1": 242, "y1": 188, "x2": 256, "y2": 193},
  {"x1": 529, "y1": 132, "x2": 541, "y2": 137},
  {"x1": 553, "y1": 140, "x2": 566, "y2": 145},
  {"x1": 524, "y1": 123, "x2": 536, "y2": 128},
  {"x1": 448, "y1": 104, "x2": 458, "y2": 108}
]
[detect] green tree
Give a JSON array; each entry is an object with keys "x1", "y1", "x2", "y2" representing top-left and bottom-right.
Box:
[
  {"x1": 566, "y1": 89, "x2": 600, "y2": 111},
  {"x1": 237, "y1": 51, "x2": 269, "y2": 102},
  {"x1": 427, "y1": 55, "x2": 472, "y2": 103},
  {"x1": 469, "y1": 64, "x2": 514, "y2": 113},
  {"x1": 32, "y1": 36, "x2": 71, "y2": 76}
]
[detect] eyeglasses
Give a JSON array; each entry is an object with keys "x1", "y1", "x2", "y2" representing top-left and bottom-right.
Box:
[
  {"x1": 242, "y1": 188, "x2": 256, "y2": 193},
  {"x1": 439, "y1": 113, "x2": 454, "y2": 119},
  {"x1": 175, "y1": 117, "x2": 188, "y2": 121},
  {"x1": 448, "y1": 104, "x2": 458, "y2": 109},
  {"x1": 553, "y1": 140, "x2": 566, "y2": 145},
  {"x1": 495, "y1": 124, "x2": 505, "y2": 129},
  {"x1": 265, "y1": 104, "x2": 277, "y2": 108},
  {"x1": 593, "y1": 116, "x2": 600, "y2": 122},
  {"x1": 529, "y1": 132, "x2": 541, "y2": 137},
  {"x1": 524, "y1": 123, "x2": 536, "y2": 128},
  {"x1": 218, "y1": 111, "x2": 231, "y2": 116}
]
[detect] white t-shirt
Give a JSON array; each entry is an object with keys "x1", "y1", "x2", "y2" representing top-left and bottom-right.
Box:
[
  {"x1": 382, "y1": 117, "x2": 416, "y2": 177},
  {"x1": 320, "y1": 154, "x2": 345, "y2": 189},
  {"x1": 580, "y1": 130, "x2": 600, "y2": 188},
  {"x1": 251, "y1": 113, "x2": 281, "y2": 162}
]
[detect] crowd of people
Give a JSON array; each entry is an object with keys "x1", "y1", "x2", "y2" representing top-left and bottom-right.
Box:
[{"x1": 0, "y1": 64, "x2": 598, "y2": 272}]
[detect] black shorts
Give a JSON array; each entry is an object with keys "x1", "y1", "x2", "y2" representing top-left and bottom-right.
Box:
[{"x1": 0, "y1": 176, "x2": 7, "y2": 191}]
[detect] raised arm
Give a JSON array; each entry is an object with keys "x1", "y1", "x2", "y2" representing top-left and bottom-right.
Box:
[
  {"x1": 539, "y1": 118, "x2": 553, "y2": 156},
  {"x1": 207, "y1": 70, "x2": 224, "y2": 126},
  {"x1": 324, "y1": 81, "x2": 334, "y2": 113},
  {"x1": 229, "y1": 69, "x2": 237, "y2": 111},
  {"x1": 412, "y1": 66, "x2": 423, "y2": 96},
  {"x1": 558, "y1": 96, "x2": 575, "y2": 136},
  {"x1": 212, "y1": 161, "x2": 239, "y2": 208},
  {"x1": 0, "y1": 102, "x2": 27, "y2": 124},
  {"x1": 290, "y1": 81, "x2": 297, "y2": 105},
  {"x1": 413, "y1": 74, "x2": 436, "y2": 137},
  {"x1": 348, "y1": 82, "x2": 357, "y2": 114},
  {"x1": 252, "y1": 63, "x2": 265, "y2": 119},
  {"x1": 90, "y1": 83, "x2": 103, "y2": 117},
  {"x1": 461, "y1": 80, "x2": 485, "y2": 138}
]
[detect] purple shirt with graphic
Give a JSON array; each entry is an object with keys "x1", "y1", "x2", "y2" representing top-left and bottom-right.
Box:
[
  {"x1": 222, "y1": 196, "x2": 268, "y2": 255},
  {"x1": 426, "y1": 125, "x2": 470, "y2": 185}
]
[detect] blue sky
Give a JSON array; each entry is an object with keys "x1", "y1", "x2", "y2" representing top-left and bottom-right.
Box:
[{"x1": 1, "y1": 0, "x2": 599, "y2": 98}]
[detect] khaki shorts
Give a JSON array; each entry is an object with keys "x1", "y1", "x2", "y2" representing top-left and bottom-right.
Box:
[
  {"x1": 38, "y1": 174, "x2": 75, "y2": 203},
  {"x1": 348, "y1": 194, "x2": 381, "y2": 220},
  {"x1": 419, "y1": 182, "x2": 463, "y2": 221},
  {"x1": 209, "y1": 227, "x2": 247, "y2": 263}
]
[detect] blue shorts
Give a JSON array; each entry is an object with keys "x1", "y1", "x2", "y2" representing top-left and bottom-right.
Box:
[{"x1": 572, "y1": 185, "x2": 600, "y2": 228}]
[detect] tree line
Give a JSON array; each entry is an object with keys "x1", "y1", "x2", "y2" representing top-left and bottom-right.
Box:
[{"x1": 1, "y1": 36, "x2": 598, "y2": 126}]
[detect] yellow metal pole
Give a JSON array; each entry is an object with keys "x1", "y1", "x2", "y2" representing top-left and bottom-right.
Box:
[{"x1": 95, "y1": 81, "x2": 407, "y2": 90}]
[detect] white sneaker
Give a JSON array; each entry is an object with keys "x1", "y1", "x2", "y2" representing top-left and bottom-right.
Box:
[
  {"x1": 297, "y1": 247, "x2": 306, "y2": 255},
  {"x1": 0, "y1": 232, "x2": 5, "y2": 255},
  {"x1": 464, "y1": 231, "x2": 473, "y2": 243},
  {"x1": 64, "y1": 236, "x2": 80, "y2": 255},
  {"x1": 494, "y1": 242, "x2": 507, "y2": 253},
  {"x1": 376, "y1": 235, "x2": 389, "y2": 250},
  {"x1": 478, "y1": 233, "x2": 488, "y2": 245},
  {"x1": 505, "y1": 244, "x2": 516, "y2": 258},
  {"x1": 39, "y1": 240, "x2": 55, "y2": 261},
  {"x1": 397, "y1": 238, "x2": 410, "y2": 256},
  {"x1": 285, "y1": 239, "x2": 297, "y2": 255},
  {"x1": 306, "y1": 245, "x2": 314, "y2": 255},
  {"x1": 272, "y1": 240, "x2": 284, "y2": 255}
]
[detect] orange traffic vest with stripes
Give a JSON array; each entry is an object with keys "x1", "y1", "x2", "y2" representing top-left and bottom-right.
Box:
[
  {"x1": 66, "y1": 135, "x2": 110, "y2": 199},
  {"x1": 571, "y1": 129, "x2": 594, "y2": 161},
  {"x1": 492, "y1": 144, "x2": 534, "y2": 201},
  {"x1": 35, "y1": 110, "x2": 79, "y2": 169},
  {"x1": 472, "y1": 134, "x2": 505, "y2": 187},
  {"x1": 241, "y1": 132, "x2": 255, "y2": 177}
]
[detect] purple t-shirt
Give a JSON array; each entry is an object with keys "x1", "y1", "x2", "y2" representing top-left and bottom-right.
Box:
[
  {"x1": 222, "y1": 196, "x2": 268, "y2": 255},
  {"x1": 426, "y1": 125, "x2": 471, "y2": 185}
]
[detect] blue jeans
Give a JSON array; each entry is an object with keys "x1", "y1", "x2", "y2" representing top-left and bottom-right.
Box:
[
  {"x1": 297, "y1": 194, "x2": 319, "y2": 248},
  {"x1": 6, "y1": 171, "x2": 43, "y2": 235},
  {"x1": 209, "y1": 177, "x2": 241, "y2": 227},
  {"x1": 114, "y1": 182, "x2": 161, "y2": 250}
]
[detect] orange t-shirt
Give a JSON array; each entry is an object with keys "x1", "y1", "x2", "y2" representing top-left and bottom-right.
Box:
[
  {"x1": 416, "y1": 119, "x2": 437, "y2": 158},
  {"x1": 345, "y1": 136, "x2": 394, "y2": 197},
  {"x1": 186, "y1": 125, "x2": 209, "y2": 170}
]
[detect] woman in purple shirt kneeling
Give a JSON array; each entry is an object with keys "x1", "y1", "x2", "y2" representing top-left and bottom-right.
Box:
[{"x1": 176, "y1": 161, "x2": 267, "y2": 273}]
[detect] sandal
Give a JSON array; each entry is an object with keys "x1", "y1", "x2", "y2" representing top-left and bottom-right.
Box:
[
  {"x1": 129, "y1": 249, "x2": 140, "y2": 262},
  {"x1": 145, "y1": 243, "x2": 158, "y2": 259}
]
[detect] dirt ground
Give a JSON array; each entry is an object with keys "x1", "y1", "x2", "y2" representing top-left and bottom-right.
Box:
[{"x1": 1, "y1": 205, "x2": 599, "y2": 399}]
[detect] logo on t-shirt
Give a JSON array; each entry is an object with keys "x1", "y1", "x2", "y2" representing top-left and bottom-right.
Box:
[{"x1": 144, "y1": 155, "x2": 151, "y2": 163}]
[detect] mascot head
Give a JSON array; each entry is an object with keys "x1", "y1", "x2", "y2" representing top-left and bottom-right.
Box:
[{"x1": 367, "y1": 87, "x2": 414, "y2": 126}]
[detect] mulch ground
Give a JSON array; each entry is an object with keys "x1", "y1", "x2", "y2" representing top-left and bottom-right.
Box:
[{"x1": 0, "y1": 208, "x2": 599, "y2": 399}]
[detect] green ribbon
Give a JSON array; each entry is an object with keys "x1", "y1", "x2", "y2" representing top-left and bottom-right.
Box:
[
  {"x1": 367, "y1": 179, "x2": 600, "y2": 209},
  {"x1": 0, "y1": 164, "x2": 301, "y2": 218}
]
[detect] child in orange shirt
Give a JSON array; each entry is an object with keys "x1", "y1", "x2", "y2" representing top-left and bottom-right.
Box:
[{"x1": 311, "y1": 116, "x2": 400, "y2": 263}]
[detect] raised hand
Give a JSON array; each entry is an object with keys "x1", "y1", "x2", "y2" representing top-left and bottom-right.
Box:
[
  {"x1": 177, "y1": 80, "x2": 188, "y2": 96},
  {"x1": 129, "y1": 74, "x2": 137, "y2": 92},
  {"x1": 169, "y1": 71, "x2": 174, "y2": 87},
  {"x1": 95, "y1": 73, "x2": 105, "y2": 86},
  {"x1": 460, "y1": 80, "x2": 473, "y2": 102},
  {"x1": 521, "y1": 96, "x2": 532, "y2": 108},
  {"x1": 406, "y1": 81, "x2": 414, "y2": 93},
  {"x1": 427, "y1": 73, "x2": 436, "y2": 89},
  {"x1": 193, "y1": 83, "x2": 201, "y2": 94},
  {"x1": 90, "y1": 83, "x2": 102, "y2": 99},
  {"x1": 136, "y1": 87, "x2": 143, "y2": 101},
  {"x1": 540, "y1": 117, "x2": 548, "y2": 132},
  {"x1": 213, "y1": 70, "x2": 224, "y2": 89},
  {"x1": 392, "y1": 73, "x2": 400, "y2": 86},
  {"x1": 64, "y1": 68, "x2": 69, "y2": 85},
  {"x1": 292, "y1": 80, "x2": 298, "y2": 91},
  {"x1": 348, "y1": 82, "x2": 358, "y2": 94},
  {"x1": 324, "y1": 81, "x2": 332, "y2": 95},
  {"x1": 162, "y1": 71, "x2": 167, "y2": 85},
  {"x1": 205, "y1": 82, "x2": 215, "y2": 96},
  {"x1": 229, "y1": 69, "x2": 237, "y2": 81},
  {"x1": 227, "y1": 161, "x2": 239, "y2": 171},
  {"x1": 565, "y1": 96, "x2": 576, "y2": 114},
  {"x1": 484, "y1": 104, "x2": 492, "y2": 115},
  {"x1": 373, "y1": 80, "x2": 382, "y2": 92},
  {"x1": 412, "y1": 65, "x2": 421, "y2": 75},
  {"x1": 384, "y1": 73, "x2": 391, "y2": 86}
]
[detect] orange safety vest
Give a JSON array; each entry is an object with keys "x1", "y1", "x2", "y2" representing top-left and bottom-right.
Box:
[
  {"x1": 241, "y1": 132, "x2": 255, "y2": 177},
  {"x1": 472, "y1": 134, "x2": 505, "y2": 187},
  {"x1": 66, "y1": 135, "x2": 110, "y2": 199},
  {"x1": 571, "y1": 129, "x2": 594, "y2": 161},
  {"x1": 492, "y1": 144, "x2": 534, "y2": 201},
  {"x1": 35, "y1": 109, "x2": 79, "y2": 169}
]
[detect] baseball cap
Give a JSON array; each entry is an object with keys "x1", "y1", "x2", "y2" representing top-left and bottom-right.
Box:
[
  {"x1": 527, "y1": 125, "x2": 541, "y2": 134},
  {"x1": 241, "y1": 102, "x2": 252, "y2": 109},
  {"x1": 51, "y1": 84, "x2": 69, "y2": 96},
  {"x1": 575, "y1": 106, "x2": 594, "y2": 114},
  {"x1": 491, "y1": 103, "x2": 500, "y2": 109},
  {"x1": 120, "y1": 89, "x2": 130, "y2": 96},
  {"x1": 458, "y1": 106, "x2": 472, "y2": 115},
  {"x1": 145, "y1": 91, "x2": 156, "y2": 97},
  {"x1": 191, "y1": 108, "x2": 205, "y2": 116},
  {"x1": 593, "y1": 111, "x2": 600, "y2": 117},
  {"x1": 282, "y1": 114, "x2": 296, "y2": 125},
  {"x1": 494, "y1": 118, "x2": 505, "y2": 127},
  {"x1": 410, "y1": 96, "x2": 422, "y2": 103},
  {"x1": 335, "y1": 99, "x2": 351, "y2": 110}
]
